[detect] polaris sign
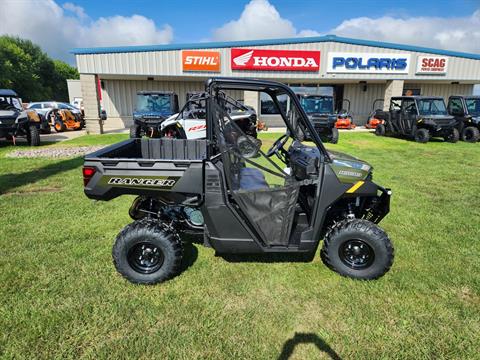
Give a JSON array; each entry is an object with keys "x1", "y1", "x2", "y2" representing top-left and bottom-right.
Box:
[{"x1": 327, "y1": 52, "x2": 411, "y2": 74}]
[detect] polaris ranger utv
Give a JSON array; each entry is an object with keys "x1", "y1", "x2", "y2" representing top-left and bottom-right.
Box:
[
  {"x1": 375, "y1": 96, "x2": 458, "y2": 143},
  {"x1": 0, "y1": 89, "x2": 44, "y2": 146},
  {"x1": 296, "y1": 93, "x2": 339, "y2": 144},
  {"x1": 83, "y1": 78, "x2": 394, "y2": 284},
  {"x1": 447, "y1": 95, "x2": 480, "y2": 142},
  {"x1": 130, "y1": 91, "x2": 179, "y2": 138}
]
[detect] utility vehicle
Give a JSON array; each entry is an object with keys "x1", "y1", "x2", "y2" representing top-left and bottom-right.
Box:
[
  {"x1": 83, "y1": 78, "x2": 394, "y2": 284},
  {"x1": 130, "y1": 91, "x2": 179, "y2": 138},
  {"x1": 447, "y1": 95, "x2": 480, "y2": 142},
  {"x1": 335, "y1": 99, "x2": 355, "y2": 130},
  {"x1": 160, "y1": 92, "x2": 259, "y2": 140},
  {"x1": 0, "y1": 89, "x2": 44, "y2": 146},
  {"x1": 296, "y1": 93, "x2": 339, "y2": 143},
  {"x1": 374, "y1": 96, "x2": 458, "y2": 143}
]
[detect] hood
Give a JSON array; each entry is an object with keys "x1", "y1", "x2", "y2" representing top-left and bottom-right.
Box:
[{"x1": 328, "y1": 150, "x2": 372, "y2": 184}]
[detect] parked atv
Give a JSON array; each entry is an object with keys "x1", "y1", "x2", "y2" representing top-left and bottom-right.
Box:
[
  {"x1": 83, "y1": 78, "x2": 394, "y2": 285},
  {"x1": 52, "y1": 109, "x2": 84, "y2": 132},
  {"x1": 447, "y1": 95, "x2": 480, "y2": 142},
  {"x1": 375, "y1": 96, "x2": 458, "y2": 143},
  {"x1": 296, "y1": 93, "x2": 339, "y2": 143},
  {"x1": 130, "y1": 91, "x2": 179, "y2": 138},
  {"x1": 335, "y1": 99, "x2": 356, "y2": 130},
  {"x1": 160, "y1": 92, "x2": 259, "y2": 140},
  {"x1": 366, "y1": 99, "x2": 385, "y2": 129},
  {"x1": 0, "y1": 89, "x2": 43, "y2": 146}
]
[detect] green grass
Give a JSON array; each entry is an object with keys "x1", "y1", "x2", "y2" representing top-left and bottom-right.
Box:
[{"x1": 0, "y1": 132, "x2": 479, "y2": 359}]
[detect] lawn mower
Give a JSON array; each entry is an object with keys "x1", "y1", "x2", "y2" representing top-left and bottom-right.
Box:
[
  {"x1": 366, "y1": 99, "x2": 385, "y2": 129},
  {"x1": 83, "y1": 78, "x2": 394, "y2": 285},
  {"x1": 375, "y1": 96, "x2": 458, "y2": 143},
  {"x1": 52, "y1": 109, "x2": 84, "y2": 132},
  {"x1": 335, "y1": 99, "x2": 355, "y2": 130},
  {"x1": 447, "y1": 95, "x2": 480, "y2": 142}
]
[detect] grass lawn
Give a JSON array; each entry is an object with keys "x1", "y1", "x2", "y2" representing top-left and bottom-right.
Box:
[{"x1": 0, "y1": 132, "x2": 479, "y2": 359}]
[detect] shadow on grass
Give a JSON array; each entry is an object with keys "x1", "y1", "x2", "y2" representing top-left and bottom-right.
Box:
[
  {"x1": 180, "y1": 243, "x2": 199, "y2": 273},
  {"x1": 278, "y1": 332, "x2": 342, "y2": 360},
  {"x1": 0, "y1": 157, "x2": 82, "y2": 195},
  {"x1": 219, "y1": 252, "x2": 315, "y2": 263}
]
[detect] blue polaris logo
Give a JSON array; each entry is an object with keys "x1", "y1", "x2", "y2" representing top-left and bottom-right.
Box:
[{"x1": 332, "y1": 57, "x2": 408, "y2": 71}]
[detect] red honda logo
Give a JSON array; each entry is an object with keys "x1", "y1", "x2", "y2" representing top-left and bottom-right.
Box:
[{"x1": 231, "y1": 48, "x2": 320, "y2": 72}]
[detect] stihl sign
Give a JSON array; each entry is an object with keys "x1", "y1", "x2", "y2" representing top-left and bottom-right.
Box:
[
  {"x1": 182, "y1": 50, "x2": 220, "y2": 72},
  {"x1": 231, "y1": 48, "x2": 320, "y2": 72},
  {"x1": 416, "y1": 56, "x2": 448, "y2": 74}
]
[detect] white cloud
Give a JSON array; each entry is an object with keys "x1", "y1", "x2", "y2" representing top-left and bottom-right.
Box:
[
  {"x1": 0, "y1": 0, "x2": 173, "y2": 62},
  {"x1": 331, "y1": 10, "x2": 480, "y2": 53},
  {"x1": 212, "y1": 0, "x2": 319, "y2": 41}
]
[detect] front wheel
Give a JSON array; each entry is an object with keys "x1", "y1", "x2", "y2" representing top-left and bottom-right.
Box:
[
  {"x1": 129, "y1": 124, "x2": 142, "y2": 138},
  {"x1": 112, "y1": 219, "x2": 183, "y2": 284},
  {"x1": 330, "y1": 127, "x2": 339, "y2": 144},
  {"x1": 54, "y1": 120, "x2": 66, "y2": 132},
  {"x1": 321, "y1": 219, "x2": 394, "y2": 280},
  {"x1": 27, "y1": 125, "x2": 40, "y2": 146},
  {"x1": 444, "y1": 128, "x2": 459, "y2": 143},
  {"x1": 414, "y1": 128, "x2": 430, "y2": 143},
  {"x1": 375, "y1": 123, "x2": 386, "y2": 136},
  {"x1": 461, "y1": 126, "x2": 480, "y2": 142}
]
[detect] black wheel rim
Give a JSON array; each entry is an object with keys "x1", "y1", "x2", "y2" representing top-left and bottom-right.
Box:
[
  {"x1": 127, "y1": 242, "x2": 164, "y2": 274},
  {"x1": 339, "y1": 239, "x2": 374, "y2": 269}
]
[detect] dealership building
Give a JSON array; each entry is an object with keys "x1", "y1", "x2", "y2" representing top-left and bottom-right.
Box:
[{"x1": 71, "y1": 35, "x2": 480, "y2": 133}]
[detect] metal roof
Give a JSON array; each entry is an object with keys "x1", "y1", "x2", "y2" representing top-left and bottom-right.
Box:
[
  {"x1": 0, "y1": 89, "x2": 18, "y2": 96},
  {"x1": 71, "y1": 34, "x2": 480, "y2": 60}
]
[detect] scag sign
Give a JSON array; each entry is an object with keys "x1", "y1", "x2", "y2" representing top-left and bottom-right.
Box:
[
  {"x1": 327, "y1": 52, "x2": 411, "y2": 74},
  {"x1": 231, "y1": 48, "x2": 320, "y2": 72},
  {"x1": 182, "y1": 50, "x2": 220, "y2": 72},
  {"x1": 416, "y1": 56, "x2": 448, "y2": 74}
]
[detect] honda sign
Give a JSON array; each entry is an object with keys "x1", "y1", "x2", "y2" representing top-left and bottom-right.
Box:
[{"x1": 231, "y1": 48, "x2": 320, "y2": 72}]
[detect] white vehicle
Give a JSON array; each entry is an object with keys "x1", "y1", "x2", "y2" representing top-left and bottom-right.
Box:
[{"x1": 27, "y1": 101, "x2": 82, "y2": 125}]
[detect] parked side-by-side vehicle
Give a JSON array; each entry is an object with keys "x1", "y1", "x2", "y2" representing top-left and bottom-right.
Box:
[
  {"x1": 83, "y1": 78, "x2": 394, "y2": 285},
  {"x1": 447, "y1": 95, "x2": 480, "y2": 142},
  {"x1": 374, "y1": 96, "x2": 458, "y2": 143}
]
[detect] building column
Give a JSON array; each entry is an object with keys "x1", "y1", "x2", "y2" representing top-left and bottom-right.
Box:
[
  {"x1": 243, "y1": 91, "x2": 259, "y2": 114},
  {"x1": 80, "y1": 74, "x2": 103, "y2": 134},
  {"x1": 383, "y1": 80, "x2": 404, "y2": 110}
]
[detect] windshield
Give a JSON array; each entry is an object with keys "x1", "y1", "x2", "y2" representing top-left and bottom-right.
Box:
[
  {"x1": 58, "y1": 103, "x2": 76, "y2": 110},
  {"x1": 0, "y1": 96, "x2": 22, "y2": 111},
  {"x1": 417, "y1": 99, "x2": 448, "y2": 116},
  {"x1": 299, "y1": 96, "x2": 334, "y2": 114},
  {"x1": 465, "y1": 98, "x2": 480, "y2": 116},
  {"x1": 136, "y1": 94, "x2": 171, "y2": 113}
]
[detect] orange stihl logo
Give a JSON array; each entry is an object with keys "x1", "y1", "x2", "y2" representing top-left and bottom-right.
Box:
[{"x1": 182, "y1": 51, "x2": 221, "y2": 72}]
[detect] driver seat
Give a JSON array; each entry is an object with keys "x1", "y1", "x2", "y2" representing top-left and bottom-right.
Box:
[{"x1": 239, "y1": 167, "x2": 269, "y2": 190}]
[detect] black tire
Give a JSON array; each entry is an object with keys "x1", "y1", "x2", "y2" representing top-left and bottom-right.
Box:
[
  {"x1": 112, "y1": 219, "x2": 183, "y2": 284},
  {"x1": 27, "y1": 125, "x2": 40, "y2": 146},
  {"x1": 321, "y1": 219, "x2": 394, "y2": 280},
  {"x1": 330, "y1": 127, "x2": 339, "y2": 144},
  {"x1": 375, "y1": 123, "x2": 386, "y2": 136},
  {"x1": 461, "y1": 126, "x2": 480, "y2": 143},
  {"x1": 414, "y1": 128, "x2": 430, "y2": 143},
  {"x1": 130, "y1": 124, "x2": 142, "y2": 138},
  {"x1": 54, "y1": 120, "x2": 66, "y2": 132},
  {"x1": 444, "y1": 127, "x2": 459, "y2": 143}
]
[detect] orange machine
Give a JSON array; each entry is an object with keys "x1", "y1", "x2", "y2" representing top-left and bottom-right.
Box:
[
  {"x1": 335, "y1": 99, "x2": 356, "y2": 129},
  {"x1": 365, "y1": 99, "x2": 385, "y2": 129},
  {"x1": 53, "y1": 109, "x2": 84, "y2": 132}
]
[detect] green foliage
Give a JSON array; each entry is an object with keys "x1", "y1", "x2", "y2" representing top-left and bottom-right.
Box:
[
  {"x1": 0, "y1": 133, "x2": 479, "y2": 359},
  {"x1": 0, "y1": 36, "x2": 79, "y2": 102}
]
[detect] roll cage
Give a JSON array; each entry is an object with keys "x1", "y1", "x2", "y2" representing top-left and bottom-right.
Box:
[{"x1": 204, "y1": 78, "x2": 330, "y2": 160}]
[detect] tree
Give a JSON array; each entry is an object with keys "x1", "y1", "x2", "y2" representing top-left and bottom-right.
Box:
[{"x1": 0, "y1": 36, "x2": 79, "y2": 102}]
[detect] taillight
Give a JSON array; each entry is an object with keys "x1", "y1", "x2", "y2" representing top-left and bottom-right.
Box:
[{"x1": 82, "y1": 166, "x2": 96, "y2": 186}]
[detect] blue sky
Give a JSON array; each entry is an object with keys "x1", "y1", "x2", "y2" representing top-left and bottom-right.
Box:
[{"x1": 75, "y1": 0, "x2": 480, "y2": 44}]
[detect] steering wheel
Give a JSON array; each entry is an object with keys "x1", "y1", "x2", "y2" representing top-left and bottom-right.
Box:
[{"x1": 266, "y1": 133, "x2": 289, "y2": 158}]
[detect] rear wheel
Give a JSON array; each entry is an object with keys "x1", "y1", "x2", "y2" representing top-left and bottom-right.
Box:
[
  {"x1": 112, "y1": 219, "x2": 183, "y2": 284},
  {"x1": 414, "y1": 128, "x2": 430, "y2": 143},
  {"x1": 321, "y1": 219, "x2": 394, "y2": 280},
  {"x1": 27, "y1": 125, "x2": 40, "y2": 146},
  {"x1": 130, "y1": 124, "x2": 142, "y2": 138},
  {"x1": 375, "y1": 123, "x2": 386, "y2": 136},
  {"x1": 330, "y1": 127, "x2": 339, "y2": 144},
  {"x1": 444, "y1": 128, "x2": 459, "y2": 143},
  {"x1": 461, "y1": 126, "x2": 480, "y2": 142}
]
